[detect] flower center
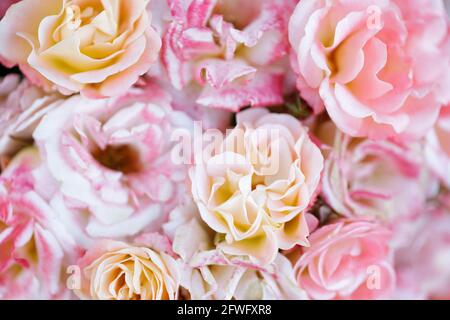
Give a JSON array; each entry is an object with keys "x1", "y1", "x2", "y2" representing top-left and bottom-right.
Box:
[
  {"x1": 213, "y1": 0, "x2": 262, "y2": 30},
  {"x1": 65, "y1": 4, "x2": 97, "y2": 30},
  {"x1": 92, "y1": 144, "x2": 142, "y2": 174},
  {"x1": 55, "y1": 0, "x2": 118, "y2": 42},
  {"x1": 0, "y1": 220, "x2": 7, "y2": 233}
]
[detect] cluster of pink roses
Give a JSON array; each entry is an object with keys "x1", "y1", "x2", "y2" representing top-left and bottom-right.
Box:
[{"x1": 0, "y1": 0, "x2": 449, "y2": 300}]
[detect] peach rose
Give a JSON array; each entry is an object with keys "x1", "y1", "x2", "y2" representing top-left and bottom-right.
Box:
[
  {"x1": 425, "y1": 106, "x2": 450, "y2": 188},
  {"x1": 0, "y1": 74, "x2": 61, "y2": 157},
  {"x1": 317, "y1": 120, "x2": 430, "y2": 221},
  {"x1": 289, "y1": 0, "x2": 449, "y2": 140},
  {"x1": 33, "y1": 83, "x2": 194, "y2": 248},
  {"x1": 0, "y1": 0, "x2": 161, "y2": 98},
  {"x1": 76, "y1": 240, "x2": 180, "y2": 300},
  {"x1": 190, "y1": 108, "x2": 323, "y2": 265},
  {"x1": 292, "y1": 219, "x2": 396, "y2": 300},
  {"x1": 393, "y1": 204, "x2": 450, "y2": 299},
  {"x1": 0, "y1": 148, "x2": 79, "y2": 299}
]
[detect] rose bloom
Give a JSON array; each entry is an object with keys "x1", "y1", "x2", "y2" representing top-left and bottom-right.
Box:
[
  {"x1": 185, "y1": 250, "x2": 305, "y2": 300},
  {"x1": 425, "y1": 106, "x2": 450, "y2": 188},
  {"x1": 33, "y1": 83, "x2": 193, "y2": 248},
  {"x1": 393, "y1": 204, "x2": 450, "y2": 299},
  {"x1": 76, "y1": 239, "x2": 180, "y2": 300},
  {"x1": 0, "y1": 0, "x2": 161, "y2": 98},
  {"x1": 0, "y1": 148, "x2": 79, "y2": 299},
  {"x1": 161, "y1": 0, "x2": 296, "y2": 111},
  {"x1": 172, "y1": 214, "x2": 307, "y2": 300},
  {"x1": 0, "y1": 74, "x2": 62, "y2": 158},
  {"x1": 292, "y1": 219, "x2": 396, "y2": 300},
  {"x1": 190, "y1": 108, "x2": 323, "y2": 265},
  {"x1": 316, "y1": 120, "x2": 429, "y2": 221},
  {"x1": 289, "y1": 0, "x2": 450, "y2": 140}
]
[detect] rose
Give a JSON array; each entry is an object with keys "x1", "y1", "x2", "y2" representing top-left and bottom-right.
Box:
[
  {"x1": 289, "y1": 0, "x2": 449, "y2": 140},
  {"x1": 0, "y1": 0, "x2": 161, "y2": 98},
  {"x1": 425, "y1": 106, "x2": 450, "y2": 188},
  {"x1": 0, "y1": 74, "x2": 62, "y2": 158},
  {"x1": 170, "y1": 207, "x2": 306, "y2": 300},
  {"x1": 75, "y1": 239, "x2": 180, "y2": 300},
  {"x1": 182, "y1": 249, "x2": 306, "y2": 300},
  {"x1": 190, "y1": 108, "x2": 323, "y2": 265},
  {"x1": 316, "y1": 120, "x2": 429, "y2": 221},
  {"x1": 161, "y1": 0, "x2": 296, "y2": 111},
  {"x1": 292, "y1": 219, "x2": 396, "y2": 300},
  {"x1": 0, "y1": 147, "x2": 79, "y2": 299},
  {"x1": 144, "y1": 0, "x2": 234, "y2": 130},
  {"x1": 33, "y1": 82, "x2": 194, "y2": 248},
  {"x1": 393, "y1": 204, "x2": 450, "y2": 299}
]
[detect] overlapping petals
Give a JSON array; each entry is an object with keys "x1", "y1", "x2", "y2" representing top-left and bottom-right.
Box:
[
  {"x1": 170, "y1": 205, "x2": 306, "y2": 300},
  {"x1": 0, "y1": 75, "x2": 62, "y2": 157},
  {"x1": 0, "y1": 148, "x2": 79, "y2": 299},
  {"x1": 292, "y1": 219, "x2": 396, "y2": 300},
  {"x1": 162, "y1": 0, "x2": 296, "y2": 111},
  {"x1": 0, "y1": 0, "x2": 161, "y2": 97},
  {"x1": 33, "y1": 83, "x2": 194, "y2": 247},
  {"x1": 76, "y1": 239, "x2": 180, "y2": 300},
  {"x1": 317, "y1": 120, "x2": 429, "y2": 221},
  {"x1": 0, "y1": 0, "x2": 448, "y2": 302},
  {"x1": 393, "y1": 203, "x2": 450, "y2": 299},
  {"x1": 289, "y1": 0, "x2": 450, "y2": 140},
  {"x1": 190, "y1": 108, "x2": 323, "y2": 265}
]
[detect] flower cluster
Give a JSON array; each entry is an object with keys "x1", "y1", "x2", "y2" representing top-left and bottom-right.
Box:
[{"x1": 0, "y1": 0, "x2": 449, "y2": 300}]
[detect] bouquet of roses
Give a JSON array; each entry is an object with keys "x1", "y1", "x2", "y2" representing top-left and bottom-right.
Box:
[{"x1": 0, "y1": 0, "x2": 449, "y2": 300}]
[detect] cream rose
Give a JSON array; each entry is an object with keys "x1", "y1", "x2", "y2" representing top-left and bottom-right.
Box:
[
  {"x1": 172, "y1": 215, "x2": 306, "y2": 300},
  {"x1": 190, "y1": 108, "x2": 324, "y2": 265},
  {"x1": 0, "y1": 0, "x2": 161, "y2": 98},
  {"x1": 76, "y1": 240, "x2": 180, "y2": 300}
]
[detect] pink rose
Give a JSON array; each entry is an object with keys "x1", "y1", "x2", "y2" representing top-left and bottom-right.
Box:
[
  {"x1": 0, "y1": 74, "x2": 61, "y2": 157},
  {"x1": 0, "y1": 148, "x2": 79, "y2": 299},
  {"x1": 292, "y1": 219, "x2": 396, "y2": 300},
  {"x1": 317, "y1": 120, "x2": 430, "y2": 221},
  {"x1": 75, "y1": 239, "x2": 180, "y2": 300},
  {"x1": 426, "y1": 106, "x2": 450, "y2": 188},
  {"x1": 161, "y1": 0, "x2": 296, "y2": 111},
  {"x1": 33, "y1": 83, "x2": 193, "y2": 248},
  {"x1": 190, "y1": 108, "x2": 323, "y2": 265},
  {"x1": 289, "y1": 0, "x2": 449, "y2": 140},
  {"x1": 0, "y1": 0, "x2": 161, "y2": 98},
  {"x1": 146, "y1": 73, "x2": 234, "y2": 131},
  {"x1": 393, "y1": 204, "x2": 450, "y2": 299}
]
